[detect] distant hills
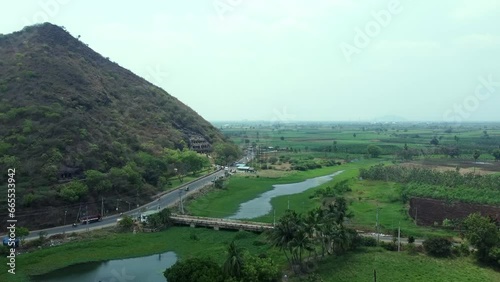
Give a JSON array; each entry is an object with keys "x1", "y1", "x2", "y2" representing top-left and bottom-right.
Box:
[{"x1": 0, "y1": 23, "x2": 230, "y2": 229}]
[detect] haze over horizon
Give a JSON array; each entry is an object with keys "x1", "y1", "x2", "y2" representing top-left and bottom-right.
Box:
[{"x1": 2, "y1": 0, "x2": 500, "y2": 122}]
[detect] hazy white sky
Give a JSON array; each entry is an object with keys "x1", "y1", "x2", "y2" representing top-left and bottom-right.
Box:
[{"x1": 2, "y1": 0, "x2": 500, "y2": 122}]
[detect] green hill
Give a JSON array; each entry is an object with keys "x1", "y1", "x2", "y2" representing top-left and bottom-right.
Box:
[{"x1": 0, "y1": 23, "x2": 232, "y2": 229}]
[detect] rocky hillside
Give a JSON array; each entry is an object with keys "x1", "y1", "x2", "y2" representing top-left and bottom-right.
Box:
[{"x1": 0, "y1": 23, "x2": 232, "y2": 229}]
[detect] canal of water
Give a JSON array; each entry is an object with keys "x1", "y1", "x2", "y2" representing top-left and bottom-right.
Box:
[{"x1": 227, "y1": 171, "x2": 344, "y2": 219}]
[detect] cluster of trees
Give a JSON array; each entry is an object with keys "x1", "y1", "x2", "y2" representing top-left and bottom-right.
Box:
[
  {"x1": 366, "y1": 145, "x2": 382, "y2": 158},
  {"x1": 267, "y1": 198, "x2": 359, "y2": 274},
  {"x1": 286, "y1": 156, "x2": 339, "y2": 171},
  {"x1": 214, "y1": 143, "x2": 241, "y2": 166},
  {"x1": 56, "y1": 148, "x2": 210, "y2": 204},
  {"x1": 401, "y1": 182, "x2": 500, "y2": 205},
  {"x1": 145, "y1": 208, "x2": 172, "y2": 231},
  {"x1": 462, "y1": 213, "x2": 500, "y2": 266},
  {"x1": 134, "y1": 148, "x2": 210, "y2": 186},
  {"x1": 360, "y1": 164, "x2": 500, "y2": 205},
  {"x1": 420, "y1": 213, "x2": 499, "y2": 267},
  {"x1": 360, "y1": 164, "x2": 500, "y2": 190},
  {"x1": 312, "y1": 180, "x2": 351, "y2": 199},
  {"x1": 118, "y1": 208, "x2": 172, "y2": 232},
  {"x1": 164, "y1": 241, "x2": 280, "y2": 282}
]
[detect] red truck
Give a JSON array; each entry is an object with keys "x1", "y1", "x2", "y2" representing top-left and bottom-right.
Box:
[{"x1": 79, "y1": 214, "x2": 102, "y2": 224}]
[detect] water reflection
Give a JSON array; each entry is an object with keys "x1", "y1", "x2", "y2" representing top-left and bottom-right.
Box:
[
  {"x1": 32, "y1": 251, "x2": 177, "y2": 282},
  {"x1": 228, "y1": 171, "x2": 344, "y2": 219}
]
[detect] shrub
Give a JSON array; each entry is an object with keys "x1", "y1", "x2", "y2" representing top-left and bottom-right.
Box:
[
  {"x1": 360, "y1": 236, "x2": 377, "y2": 247},
  {"x1": 252, "y1": 240, "x2": 267, "y2": 246},
  {"x1": 405, "y1": 243, "x2": 418, "y2": 255},
  {"x1": 423, "y1": 237, "x2": 452, "y2": 257},
  {"x1": 379, "y1": 241, "x2": 398, "y2": 251},
  {"x1": 189, "y1": 233, "x2": 199, "y2": 241},
  {"x1": 452, "y1": 242, "x2": 470, "y2": 257},
  {"x1": 234, "y1": 231, "x2": 252, "y2": 240},
  {"x1": 0, "y1": 245, "x2": 9, "y2": 256}
]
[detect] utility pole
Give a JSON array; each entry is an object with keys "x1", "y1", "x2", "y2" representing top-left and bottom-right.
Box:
[
  {"x1": 178, "y1": 191, "x2": 181, "y2": 213},
  {"x1": 376, "y1": 204, "x2": 380, "y2": 244},
  {"x1": 64, "y1": 210, "x2": 67, "y2": 226},
  {"x1": 101, "y1": 197, "x2": 104, "y2": 216},
  {"x1": 398, "y1": 222, "x2": 401, "y2": 252},
  {"x1": 181, "y1": 192, "x2": 184, "y2": 214},
  {"x1": 287, "y1": 197, "x2": 290, "y2": 210},
  {"x1": 273, "y1": 209, "x2": 276, "y2": 227},
  {"x1": 76, "y1": 204, "x2": 81, "y2": 223},
  {"x1": 116, "y1": 199, "x2": 120, "y2": 212},
  {"x1": 179, "y1": 190, "x2": 184, "y2": 214},
  {"x1": 126, "y1": 201, "x2": 131, "y2": 211}
]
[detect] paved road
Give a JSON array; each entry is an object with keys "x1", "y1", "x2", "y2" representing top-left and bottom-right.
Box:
[{"x1": 22, "y1": 153, "x2": 253, "y2": 241}]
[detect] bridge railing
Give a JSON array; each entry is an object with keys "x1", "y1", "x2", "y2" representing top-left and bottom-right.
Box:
[
  {"x1": 170, "y1": 214, "x2": 274, "y2": 230},
  {"x1": 171, "y1": 214, "x2": 273, "y2": 227}
]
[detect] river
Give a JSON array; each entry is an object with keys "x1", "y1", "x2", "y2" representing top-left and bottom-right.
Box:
[
  {"x1": 227, "y1": 171, "x2": 344, "y2": 219},
  {"x1": 31, "y1": 251, "x2": 177, "y2": 282}
]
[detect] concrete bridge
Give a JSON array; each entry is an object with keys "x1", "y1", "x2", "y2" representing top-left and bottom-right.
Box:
[{"x1": 170, "y1": 214, "x2": 274, "y2": 232}]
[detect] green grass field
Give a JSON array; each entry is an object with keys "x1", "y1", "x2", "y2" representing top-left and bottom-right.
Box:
[
  {"x1": 301, "y1": 247, "x2": 500, "y2": 282},
  {"x1": 345, "y1": 180, "x2": 456, "y2": 238}
]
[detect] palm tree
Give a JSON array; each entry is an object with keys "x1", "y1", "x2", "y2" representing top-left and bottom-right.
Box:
[
  {"x1": 304, "y1": 207, "x2": 323, "y2": 259},
  {"x1": 290, "y1": 227, "x2": 314, "y2": 273},
  {"x1": 473, "y1": 149, "x2": 481, "y2": 175},
  {"x1": 321, "y1": 197, "x2": 353, "y2": 255},
  {"x1": 223, "y1": 241, "x2": 244, "y2": 279},
  {"x1": 267, "y1": 210, "x2": 303, "y2": 273}
]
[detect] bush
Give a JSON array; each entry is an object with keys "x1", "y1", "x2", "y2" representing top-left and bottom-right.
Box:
[
  {"x1": 407, "y1": 235, "x2": 415, "y2": 244},
  {"x1": 423, "y1": 237, "x2": 452, "y2": 257},
  {"x1": 452, "y1": 242, "x2": 470, "y2": 257},
  {"x1": 117, "y1": 215, "x2": 134, "y2": 231},
  {"x1": 234, "y1": 231, "x2": 252, "y2": 240},
  {"x1": 189, "y1": 233, "x2": 199, "y2": 241},
  {"x1": 405, "y1": 243, "x2": 419, "y2": 255},
  {"x1": 164, "y1": 257, "x2": 224, "y2": 282},
  {"x1": 0, "y1": 245, "x2": 10, "y2": 256},
  {"x1": 360, "y1": 236, "x2": 377, "y2": 247},
  {"x1": 379, "y1": 241, "x2": 398, "y2": 251},
  {"x1": 252, "y1": 240, "x2": 267, "y2": 246}
]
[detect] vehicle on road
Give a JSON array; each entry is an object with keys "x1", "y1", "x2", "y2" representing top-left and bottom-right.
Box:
[
  {"x1": 2, "y1": 237, "x2": 20, "y2": 248},
  {"x1": 139, "y1": 210, "x2": 160, "y2": 223},
  {"x1": 79, "y1": 214, "x2": 102, "y2": 225}
]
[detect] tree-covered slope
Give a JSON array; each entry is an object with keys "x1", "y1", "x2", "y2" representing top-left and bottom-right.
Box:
[{"x1": 0, "y1": 23, "x2": 232, "y2": 229}]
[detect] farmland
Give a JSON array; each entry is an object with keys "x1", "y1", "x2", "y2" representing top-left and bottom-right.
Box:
[{"x1": 208, "y1": 121, "x2": 500, "y2": 235}]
